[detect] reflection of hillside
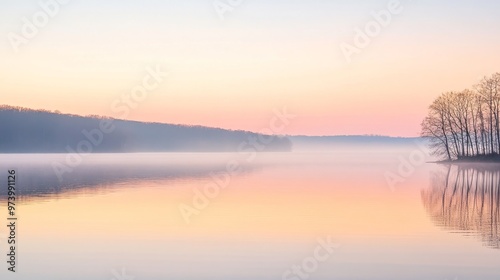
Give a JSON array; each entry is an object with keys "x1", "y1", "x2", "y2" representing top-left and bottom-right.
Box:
[
  {"x1": 0, "y1": 154, "x2": 260, "y2": 199},
  {"x1": 421, "y1": 164, "x2": 500, "y2": 249}
]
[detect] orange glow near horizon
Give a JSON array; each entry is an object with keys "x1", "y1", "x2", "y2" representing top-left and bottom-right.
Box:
[{"x1": 1, "y1": 1, "x2": 500, "y2": 136}]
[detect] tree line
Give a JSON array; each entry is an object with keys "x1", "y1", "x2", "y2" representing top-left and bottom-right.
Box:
[
  {"x1": 0, "y1": 105, "x2": 292, "y2": 153},
  {"x1": 421, "y1": 73, "x2": 500, "y2": 160}
]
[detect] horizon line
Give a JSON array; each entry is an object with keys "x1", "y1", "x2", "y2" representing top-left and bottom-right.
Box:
[{"x1": 0, "y1": 104, "x2": 421, "y2": 138}]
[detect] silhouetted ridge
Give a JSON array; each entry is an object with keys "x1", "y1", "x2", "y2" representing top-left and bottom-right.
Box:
[{"x1": 0, "y1": 105, "x2": 292, "y2": 153}]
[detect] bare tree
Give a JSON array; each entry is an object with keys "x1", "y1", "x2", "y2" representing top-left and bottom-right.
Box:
[{"x1": 422, "y1": 73, "x2": 500, "y2": 160}]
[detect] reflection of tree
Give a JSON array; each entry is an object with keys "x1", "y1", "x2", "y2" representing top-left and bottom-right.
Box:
[{"x1": 421, "y1": 164, "x2": 500, "y2": 249}]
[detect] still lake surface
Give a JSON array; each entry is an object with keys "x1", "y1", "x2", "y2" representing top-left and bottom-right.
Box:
[{"x1": 0, "y1": 146, "x2": 499, "y2": 279}]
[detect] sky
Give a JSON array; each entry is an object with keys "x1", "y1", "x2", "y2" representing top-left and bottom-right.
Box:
[{"x1": 1, "y1": 0, "x2": 500, "y2": 137}]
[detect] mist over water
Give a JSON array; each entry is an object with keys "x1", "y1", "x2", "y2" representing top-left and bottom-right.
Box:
[{"x1": 0, "y1": 145, "x2": 499, "y2": 279}]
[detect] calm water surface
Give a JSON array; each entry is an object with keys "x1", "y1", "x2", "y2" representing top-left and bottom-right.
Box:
[{"x1": 0, "y1": 148, "x2": 499, "y2": 279}]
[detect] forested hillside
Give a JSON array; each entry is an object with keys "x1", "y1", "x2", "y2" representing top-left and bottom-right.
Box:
[{"x1": 0, "y1": 105, "x2": 292, "y2": 153}]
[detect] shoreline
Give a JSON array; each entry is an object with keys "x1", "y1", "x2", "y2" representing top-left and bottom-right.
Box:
[{"x1": 434, "y1": 154, "x2": 500, "y2": 164}]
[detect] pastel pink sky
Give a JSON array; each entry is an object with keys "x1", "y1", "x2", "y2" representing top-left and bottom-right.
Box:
[{"x1": 1, "y1": 0, "x2": 500, "y2": 136}]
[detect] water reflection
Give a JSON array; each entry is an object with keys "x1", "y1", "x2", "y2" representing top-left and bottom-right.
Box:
[
  {"x1": 422, "y1": 164, "x2": 500, "y2": 249},
  {"x1": 0, "y1": 153, "x2": 260, "y2": 199}
]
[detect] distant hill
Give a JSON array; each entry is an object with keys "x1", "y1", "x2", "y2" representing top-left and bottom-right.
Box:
[
  {"x1": 290, "y1": 135, "x2": 422, "y2": 144},
  {"x1": 289, "y1": 135, "x2": 426, "y2": 151},
  {"x1": 0, "y1": 105, "x2": 292, "y2": 153}
]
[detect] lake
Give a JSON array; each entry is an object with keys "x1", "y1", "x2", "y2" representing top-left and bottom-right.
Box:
[{"x1": 0, "y1": 146, "x2": 499, "y2": 279}]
